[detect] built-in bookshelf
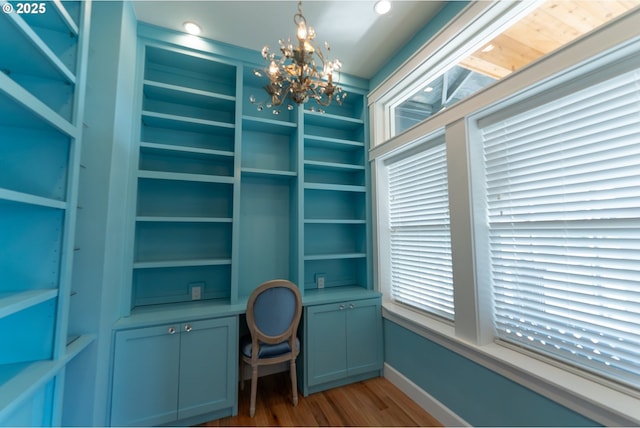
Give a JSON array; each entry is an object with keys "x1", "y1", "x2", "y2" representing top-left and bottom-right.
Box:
[
  {"x1": 302, "y1": 92, "x2": 369, "y2": 295},
  {"x1": 131, "y1": 44, "x2": 237, "y2": 309},
  {"x1": 126, "y1": 43, "x2": 371, "y2": 312},
  {"x1": 237, "y1": 66, "x2": 299, "y2": 299},
  {"x1": 111, "y1": 25, "x2": 378, "y2": 426},
  {"x1": 0, "y1": 1, "x2": 91, "y2": 425}
]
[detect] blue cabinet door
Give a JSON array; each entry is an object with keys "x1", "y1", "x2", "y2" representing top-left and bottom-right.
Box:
[
  {"x1": 305, "y1": 298, "x2": 382, "y2": 392},
  {"x1": 110, "y1": 324, "x2": 181, "y2": 426},
  {"x1": 345, "y1": 299, "x2": 383, "y2": 376},
  {"x1": 306, "y1": 303, "x2": 348, "y2": 386},
  {"x1": 177, "y1": 317, "x2": 237, "y2": 420},
  {"x1": 110, "y1": 317, "x2": 237, "y2": 426}
]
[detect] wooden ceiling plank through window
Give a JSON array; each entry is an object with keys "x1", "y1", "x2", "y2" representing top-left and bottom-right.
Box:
[{"x1": 458, "y1": 1, "x2": 640, "y2": 80}]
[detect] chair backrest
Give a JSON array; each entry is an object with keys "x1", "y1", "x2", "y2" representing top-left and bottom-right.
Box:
[{"x1": 246, "y1": 279, "x2": 302, "y2": 346}]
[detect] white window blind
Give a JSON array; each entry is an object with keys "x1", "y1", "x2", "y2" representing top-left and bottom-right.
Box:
[
  {"x1": 481, "y1": 67, "x2": 640, "y2": 390},
  {"x1": 387, "y1": 139, "x2": 454, "y2": 320}
]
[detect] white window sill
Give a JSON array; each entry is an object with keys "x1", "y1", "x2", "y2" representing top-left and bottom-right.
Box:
[{"x1": 382, "y1": 301, "x2": 640, "y2": 427}]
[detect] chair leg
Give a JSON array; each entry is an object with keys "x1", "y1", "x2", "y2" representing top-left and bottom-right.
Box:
[
  {"x1": 290, "y1": 359, "x2": 298, "y2": 406},
  {"x1": 249, "y1": 365, "x2": 258, "y2": 417}
]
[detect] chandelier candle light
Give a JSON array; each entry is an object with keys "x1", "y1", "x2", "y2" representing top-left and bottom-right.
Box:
[{"x1": 250, "y1": 0, "x2": 346, "y2": 114}]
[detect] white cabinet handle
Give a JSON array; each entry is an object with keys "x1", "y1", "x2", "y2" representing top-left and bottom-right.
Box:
[
  {"x1": 184, "y1": 324, "x2": 192, "y2": 332},
  {"x1": 168, "y1": 326, "x2": 176, "y2": 334}
]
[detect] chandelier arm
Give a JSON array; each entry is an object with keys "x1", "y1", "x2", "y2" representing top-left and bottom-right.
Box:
[
  {"x1": 255, "y1": 0, "x2": 345, "y2": 112},
  {"x1": 315, "y1": 97, "x2": 332, "y2": 107},
  {"x1": 294, "y1": 13, "x2": 306, "y2": 28},
  {"x1": 277, "y1": 80, "x2": 293, "y2": 106}
]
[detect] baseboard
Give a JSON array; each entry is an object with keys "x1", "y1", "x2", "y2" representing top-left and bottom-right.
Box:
[{"x1": 384, "y1": 363, "x2": 470, "y2": 427}]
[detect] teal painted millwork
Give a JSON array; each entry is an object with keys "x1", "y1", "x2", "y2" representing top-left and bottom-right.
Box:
[
  {"x1": 124, "y1": 26, "x2": 373, "y2": 313},
  {"x1": 0, "y1": 0, "x2": 93, "y2": 424},
  {"x1": 2, "y1": 2, "x2": 379, "y2": 423},
  {"x1": 384, "y1": 320, "x2": 601, "y2": 427},
  {"x1": 110, "y1": 316, "x2": 238, "y2": 426},
  {"x1": 107, "y1": 21, "x2": 379, "y2": 426},
  {"x1": 61, "y1": 2, "x2": 138, "y2": 425},
  {"x1": 302, "y1": 296, "x2": 383, "y2": 395},
  {"x1": 369, "y1": 1, "x2": 470, "y2": 90}
]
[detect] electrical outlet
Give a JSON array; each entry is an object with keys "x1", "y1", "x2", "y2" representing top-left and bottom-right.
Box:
[
  {"x1": 315, "y1": 273, "x2": 326, "y2": 289},
  {"x1": 191, "y1": 286, "x2": 201, "y2": 300},
  {"x1": 189, "y1": 282, "x2": 204, "y2": 300}
]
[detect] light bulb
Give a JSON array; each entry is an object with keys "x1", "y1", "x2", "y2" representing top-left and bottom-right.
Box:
[
  {"x1": 374, "y1": 0, "x2": 391, "y2": 15},
  {"x1": 269, "y1": 61, "x2": 279, "y2": 76},
  {"x1": 297, "y1": 21, "x2": 307, "y2": 40},
  {"x1": 183, "y1": 21, "x2": 201, "y2": 35}
]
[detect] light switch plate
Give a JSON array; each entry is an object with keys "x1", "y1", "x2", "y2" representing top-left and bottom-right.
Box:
[
  {"x1": 189, "y1": 282, "x2": 204, "y2": 300},
  {"x1": 315, "y1": 273, "x2": 326, "y2": 289}
]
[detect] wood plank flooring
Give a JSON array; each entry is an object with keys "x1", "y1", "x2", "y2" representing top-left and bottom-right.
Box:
[{"x1": 200, "y1": 373, "x2": 442, "y2": 426}]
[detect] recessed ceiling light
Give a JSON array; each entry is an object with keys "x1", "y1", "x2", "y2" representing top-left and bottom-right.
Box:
[
  {"x1": 374, "y1": 0, "x2": 391, "y2": 15},
  {"x1": 184, "y1": 21, "x2": 201, "y2": 36},
  {"x1": 481, "y1": 43, "x2": 495, "y2": 53},
  {"x1": 423, "y1": 86, "x2": 433, "y2": 92}
]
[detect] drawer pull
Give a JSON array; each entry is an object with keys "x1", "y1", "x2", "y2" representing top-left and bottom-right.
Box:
[
  {"x1": 168, "y1": 326, "x2": 176, "y2": 334},
  {"x1": 349, "y1": 303, "x2": 355, "y2": 309},
  {"x1": 339, "y1": 304, "x2": 345, "y2": 310},
  {"x1": 184, "y1": 324, "x2": 192, "y2": 332}
]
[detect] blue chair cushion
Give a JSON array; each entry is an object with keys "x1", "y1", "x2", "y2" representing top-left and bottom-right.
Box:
[
  {"x1": 253, "y1": 287, "x2": 297, "y2": 337},
  {"x1": 240, "y1": 335, "x2": 300, "y2": 359}
]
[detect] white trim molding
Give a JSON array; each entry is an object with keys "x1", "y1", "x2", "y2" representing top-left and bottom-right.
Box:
[
  {"x1": 384, "y1": 363, "x2": 470, "y2": 427},
  {"x1": 383, "y1": 303, "x2": 640, "y2": 427}
]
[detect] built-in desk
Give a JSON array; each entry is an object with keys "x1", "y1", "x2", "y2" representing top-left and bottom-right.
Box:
[{"x1": 109, "y1": 288, "x2": 382, "y2": 427}]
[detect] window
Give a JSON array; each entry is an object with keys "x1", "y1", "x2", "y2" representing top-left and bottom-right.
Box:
[
  {"x1": 372, "y1": 3, "x2": 640, "y2": 422},
  {"x1": 385, "y1": 136, "x2": 454, "y2": 320},
  {"x1": 479, "y1": 63, "x2": 640, "y2": 390},
  {"x1": 388, "y1": 0, "x2": 637, "y2": 137}
]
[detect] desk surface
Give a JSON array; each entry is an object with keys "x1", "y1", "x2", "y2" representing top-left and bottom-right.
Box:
[{"x1": 114, "y1": 287, "x2": 381, "y2": 330}]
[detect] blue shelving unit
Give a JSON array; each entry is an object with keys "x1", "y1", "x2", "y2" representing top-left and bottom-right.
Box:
[
  {"x1": 108, "y1": 23, "x2": 379, "y2": 425},
  {"x1": 129, "y1": 43, "x2": 238, "y2": 309},
  {"x1": 0, "y1": 1, "x2": 93, "y2": 425}
]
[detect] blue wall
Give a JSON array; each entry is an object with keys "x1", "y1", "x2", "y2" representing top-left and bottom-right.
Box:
[{"x1": 384, "y1": 320, "x2": 599, "y2": 426}]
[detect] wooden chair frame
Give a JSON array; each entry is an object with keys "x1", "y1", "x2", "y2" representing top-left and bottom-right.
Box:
[{"x1": 240, "y1": 279, "x2": 302, "y2": 417}]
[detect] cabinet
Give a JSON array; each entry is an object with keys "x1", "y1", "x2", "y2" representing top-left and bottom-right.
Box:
[
  {"x1": 131, "y1": 43, "x2": 238, "y2": 309},
  {"x1": 303, "y1": 298, "x2": 383, "y2": 395},
  {"x1": 110, "y1": 316, "x2": 237, "y2": 426},
  {"x1": 0, "y1": 1, "x2": 92, "y2": 424}
]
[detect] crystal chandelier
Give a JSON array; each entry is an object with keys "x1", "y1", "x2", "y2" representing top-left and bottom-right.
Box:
[{"x1": 250, "y1": 0, "x2": 346, "y2": 114}]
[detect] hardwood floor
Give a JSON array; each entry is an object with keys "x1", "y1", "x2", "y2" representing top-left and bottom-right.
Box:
[{"x1": 200, "y1": 372, "x2": 442, "y2": 427}]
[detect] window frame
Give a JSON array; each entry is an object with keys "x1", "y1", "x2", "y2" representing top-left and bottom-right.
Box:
[
  {"x1": 370, "y1": 4, "x2": 640, "y2": 425},
  {"x1": 468, "y1": 40, "x2": 640, "y2": 395},
  {"x1": 377, "y1": 130, "x2": 455, "y2": 322},
  {"x1": 368, "y1": 1, "x2": 538, "y2": 146}
]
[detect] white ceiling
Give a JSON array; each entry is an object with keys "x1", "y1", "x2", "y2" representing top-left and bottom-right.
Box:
[{"x1": 132, "y1": 1, "x2": 446, "y2": 79}]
